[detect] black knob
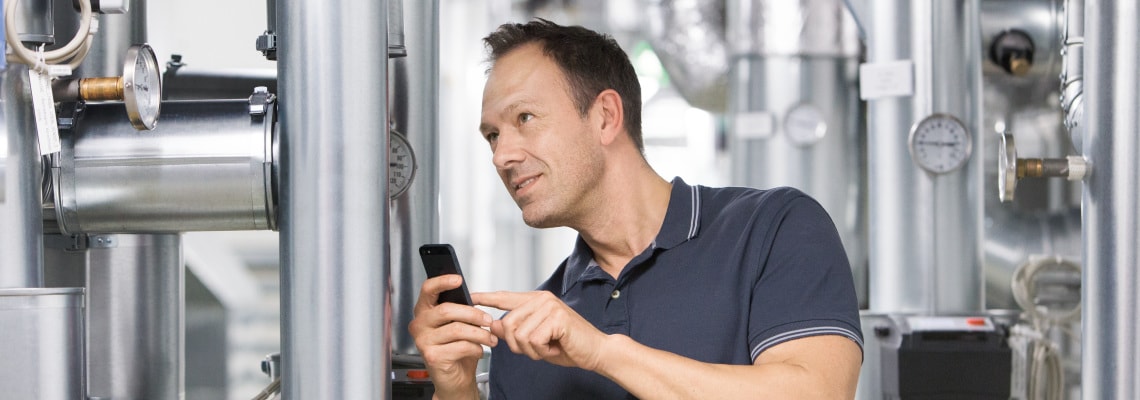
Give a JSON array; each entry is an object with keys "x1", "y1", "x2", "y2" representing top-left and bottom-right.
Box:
[{"x1": 990, "y1": 29, "x2": 1035, "y2": 76}]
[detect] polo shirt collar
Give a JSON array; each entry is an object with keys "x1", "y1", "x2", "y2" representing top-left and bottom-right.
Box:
[{"x1": 560, "y1": 177, "x2": 702, "y2": 295}]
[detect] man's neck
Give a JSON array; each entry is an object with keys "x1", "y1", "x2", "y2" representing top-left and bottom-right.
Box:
[{"x1": 575, "y1": 165, "x2": 672, "y2": 278}]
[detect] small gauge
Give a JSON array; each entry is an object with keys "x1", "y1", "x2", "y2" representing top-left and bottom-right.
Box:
[
  {"x1": 783, "y1": 103, "x2": 827, "y2": 146},
  {"x1": 908, "y1": 114, "x2": 972, "y2": 174},
  {"x1": 389, "y1": 129, "x2": 417, "y2": 199},
  {"x1": 122, "y1": 44, "x2": 162, "y2": 130}
]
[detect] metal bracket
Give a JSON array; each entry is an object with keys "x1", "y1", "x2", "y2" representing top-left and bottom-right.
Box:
[{"x1": 89, "y1": 234, "x2": 117, "y2": 249}]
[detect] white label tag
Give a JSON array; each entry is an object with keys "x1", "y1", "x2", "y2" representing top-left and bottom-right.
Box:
[
  {"x1": 28, "y1": 69, "x2": 61, "y2": 155},
  {"x1": 733, "y1": 111, "x2": 775, "y2": 139},
  {"x1": 859, "y1": 60, "x2": 914, "y2": 100}
]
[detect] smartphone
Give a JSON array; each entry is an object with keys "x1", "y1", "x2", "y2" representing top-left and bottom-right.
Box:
[{"x1": 418, "y1": 244, "x2": 474, "y2": 306}]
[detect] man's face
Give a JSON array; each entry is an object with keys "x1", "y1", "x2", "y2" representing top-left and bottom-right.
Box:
[{"x1": 479, "y1": 43, "x2": 605, "y2": 228}]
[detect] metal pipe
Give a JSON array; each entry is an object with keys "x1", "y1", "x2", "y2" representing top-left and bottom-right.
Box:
[
  {"x1": 84, "y1": 234, "x2": 184, "y2": 400},
  {"x1": 0, "y1": 65, "x2": 44, "y2": 289},
  {"x1": 278, "y1": 0, "x2": 391, "y2": 398},
  {"x1": 15, "y1": 0, "x2": 54, "y2": 44},
  {"x1": 0, "y1": 288, "x2": 85, "y2": 400},
  {"x1": 52, "y1": 100, "x2": 276, "y2": 233},
  {"x1": 388, "y1": 0, "x2": 406, "y2": 57},
  {"x1": 861, "y1": 0, "x2": 984, "y2": 314},
  {"x1": 1082, "y1": 0, "x2": 1140, "y2": 398},
  {"x1": 727, "y1": 0, "x2": 866, "y2": 303},
  {"x1": 643, "y1": 0, "x2": 729, "y2": 112},
  {"x1": 390, "y1": 0, "x2": 439, "y2": 356},
  {"x1": 161, "y1": 65, "x2": 277, "y2": 100},
  {"x1": 1060, "y1": 0, "x2": 1083, "y2": 152}
]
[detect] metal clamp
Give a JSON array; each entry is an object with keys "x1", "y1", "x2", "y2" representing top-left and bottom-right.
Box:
[{"x1": 249, "y1": 87, "x2": 277, "y2": 119}]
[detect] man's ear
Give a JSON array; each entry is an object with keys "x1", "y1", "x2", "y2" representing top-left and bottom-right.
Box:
[{"x1": 594, "y1": 89, "x2": 625, "y2": 146}]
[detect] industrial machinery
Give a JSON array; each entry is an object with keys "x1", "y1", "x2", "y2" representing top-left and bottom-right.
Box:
[{"x1": 2, "y1": 0, "x2": 1140, "y2": 399}]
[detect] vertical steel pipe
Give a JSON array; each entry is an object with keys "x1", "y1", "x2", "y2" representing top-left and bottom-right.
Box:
[
  {"x1": 862, "y1": 0, "x2": 984, "y2": 314},
  {"x1": 1082, "y1": 1, "x2": 1140, "y2": 398},
  {"x1": 0, "y1": 65, "x2": 44, "y2": 289},
  {"x1": 278, "y1": 0, "x2": 391, "y2": 398},
  {"x1": 85, "y1": 234, "x2": 184, "y2": 400},
  {"x1": 0, "y1": 288, "x2": 85, "y2": 400},
  {"x1": 390, "y1": 0, "x2": 439, "y2": 356}
]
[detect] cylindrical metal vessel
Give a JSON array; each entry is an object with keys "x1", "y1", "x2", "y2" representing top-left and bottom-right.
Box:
[
  {"x1": 0, "y1": 288, "x2": 85, "y2": 400},
  {"x1": 0, "y1": 65, "x2": 45, "y2": 288},
  {"x1": 1082, "y1": 1, "x2": 1140, "y2": 398},
  {"x1": 53, "y1": 99, "x2": 276, "y2": 233},
  {"x1": 84, "y1": 234, "x2": 183, "y2": 400},
  {"x1": 728, "y1": 0, "x2": 865, "y2": 302},
  {"x1": 862, "y1": 0, "x2": 985, "y2": 314},
  {"x1": 389, "y1": 0, "x2": 440, "y2": 356},
  {"x1": 279, "y1": 0, "x2": 392, "y2": 398}
]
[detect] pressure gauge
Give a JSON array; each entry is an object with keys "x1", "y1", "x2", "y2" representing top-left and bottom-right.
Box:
[
  {"x1": 122, "y1": 44, "x2": 162, "y2": 130},
  {"x1": 389, "y1": 129, "x2": 417, "y2": 199},
  {"x1": 998, "y1": 132, "x2": 1018, "y2": 202},
  {"x1": 784, "y1": 103, "x2": 827, "y2": 146},
  {"x1": 908, "y1": 114, "x2": 972, "y2": 174}
]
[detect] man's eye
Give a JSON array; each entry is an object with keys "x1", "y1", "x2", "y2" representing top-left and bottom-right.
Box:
[
  {"x1": 519, "y1": 113, "x2": 533, "y2": 124},
  {"x1": 485, "y1": 132, "x2": 499, "y2": 143}
]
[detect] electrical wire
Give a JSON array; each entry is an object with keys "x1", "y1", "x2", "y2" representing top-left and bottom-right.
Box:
[
  {"x1": 1011, "y1": 257, "x2": 1079, "y2": 400},
  {"x1": 4, "y1": 0, "x2": 95, "y2": 73},
  {"x1": 250, "y1": 377, "x2": 281, "y2": 400}
]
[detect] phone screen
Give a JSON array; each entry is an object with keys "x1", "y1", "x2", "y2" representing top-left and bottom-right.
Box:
[{"x1": 419, "y1": 244, "x2": 474, "y2": 305}]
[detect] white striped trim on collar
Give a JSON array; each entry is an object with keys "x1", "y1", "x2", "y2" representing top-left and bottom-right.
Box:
[
  {"x1": 750, "y1": 326, "x2": 864, "y2": 361},
  {"x1": 688, "y1": 184, "x2": 701, "y2": 240}
]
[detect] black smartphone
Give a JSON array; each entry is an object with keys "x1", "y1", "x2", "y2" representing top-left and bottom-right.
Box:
[{"x1": 418, "y1": 244, "x2": 474, "y2": 306}]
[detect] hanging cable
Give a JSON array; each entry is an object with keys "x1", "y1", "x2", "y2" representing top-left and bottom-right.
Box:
[{"x1": 4, "y1": 0, "x2": 95, "y2": 74}]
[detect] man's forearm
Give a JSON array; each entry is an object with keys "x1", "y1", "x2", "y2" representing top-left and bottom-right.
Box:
[{"x1": 591, "y1": 334, "x2": 860, "y2": 399}]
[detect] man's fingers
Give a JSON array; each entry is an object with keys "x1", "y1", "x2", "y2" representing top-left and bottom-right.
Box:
[
  {"x1": 410, "y1": 302, "x2": 492, "y2": 334},
  {"x1": 473, "y1": 290, "x2": 531, "y2": 311},
  {"x1": 414, "y1": 275, "x2": 464, "y2": 313}
]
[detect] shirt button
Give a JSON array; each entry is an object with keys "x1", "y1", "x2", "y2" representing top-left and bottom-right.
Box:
[{"x1": 610, "y1": 289, "x2": 621, "y2": 299}]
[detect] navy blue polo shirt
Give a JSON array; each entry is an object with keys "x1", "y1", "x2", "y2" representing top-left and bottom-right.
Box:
[{"x1": 489, "y1": 177, "x2": 863, "y2": 399}]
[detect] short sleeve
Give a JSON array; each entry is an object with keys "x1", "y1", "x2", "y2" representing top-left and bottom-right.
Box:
[{"x1": 746, "y1": 193, "x2": 863, "y2": 361}]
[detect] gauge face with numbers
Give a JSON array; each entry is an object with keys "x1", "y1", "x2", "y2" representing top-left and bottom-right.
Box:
[
  {"x1": 122, "y1": 44, "x2": 162, "y2": 130},
  {"x1": 908, "y1": 114, "x2": 972, "y2": 174},
  {"x1": 389, "y1": 129, "x2": 417, "y2": 199}
]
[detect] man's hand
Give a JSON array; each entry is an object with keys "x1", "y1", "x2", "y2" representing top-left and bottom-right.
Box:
[
  {"x1": 408, "y1": 275, "x2": 497, "y2": 400},
  {"x1": 475, "y1": 291, "x2": 609, "y2": 371}
]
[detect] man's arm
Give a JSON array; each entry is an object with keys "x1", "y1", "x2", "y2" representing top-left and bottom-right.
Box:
[
  {"x1": 597, "y1": 333, "x2": 861, "y2": 399},
  {"x1": 477, "y1": 291, "x2": 861, "y2": 399}
]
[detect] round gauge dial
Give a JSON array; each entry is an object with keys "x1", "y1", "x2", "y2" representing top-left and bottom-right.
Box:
[
  {"x1": 783, "y1": 103, "x2": 827, "y2": 146},
  {"x1": 908, "y1": 114, "x2": 972, "y2": 174},
  {"x1": 122, "y1": 44, "x2": 162, "y2": 130},
  {"x1": 389, "y1": 129, "x2": 417, "y2": 199}
]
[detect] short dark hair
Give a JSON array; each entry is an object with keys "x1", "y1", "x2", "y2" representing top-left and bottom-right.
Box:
[{"x1": 484, "y1": 19, "x2": 644, "y2": 153}]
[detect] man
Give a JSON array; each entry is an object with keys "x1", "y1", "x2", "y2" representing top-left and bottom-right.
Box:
[{"x1": 409, "y1": 19, "x2": 862, "y2": 399}]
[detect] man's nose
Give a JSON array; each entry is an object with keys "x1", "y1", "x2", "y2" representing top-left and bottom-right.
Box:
[{"x1": 492, "y1": 132, "x2": 525, "y2": 169}]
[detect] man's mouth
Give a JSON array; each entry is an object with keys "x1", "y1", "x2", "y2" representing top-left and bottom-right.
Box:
[{"x1": 516, "y1": 177, "x2": 537, "y2": 191}]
